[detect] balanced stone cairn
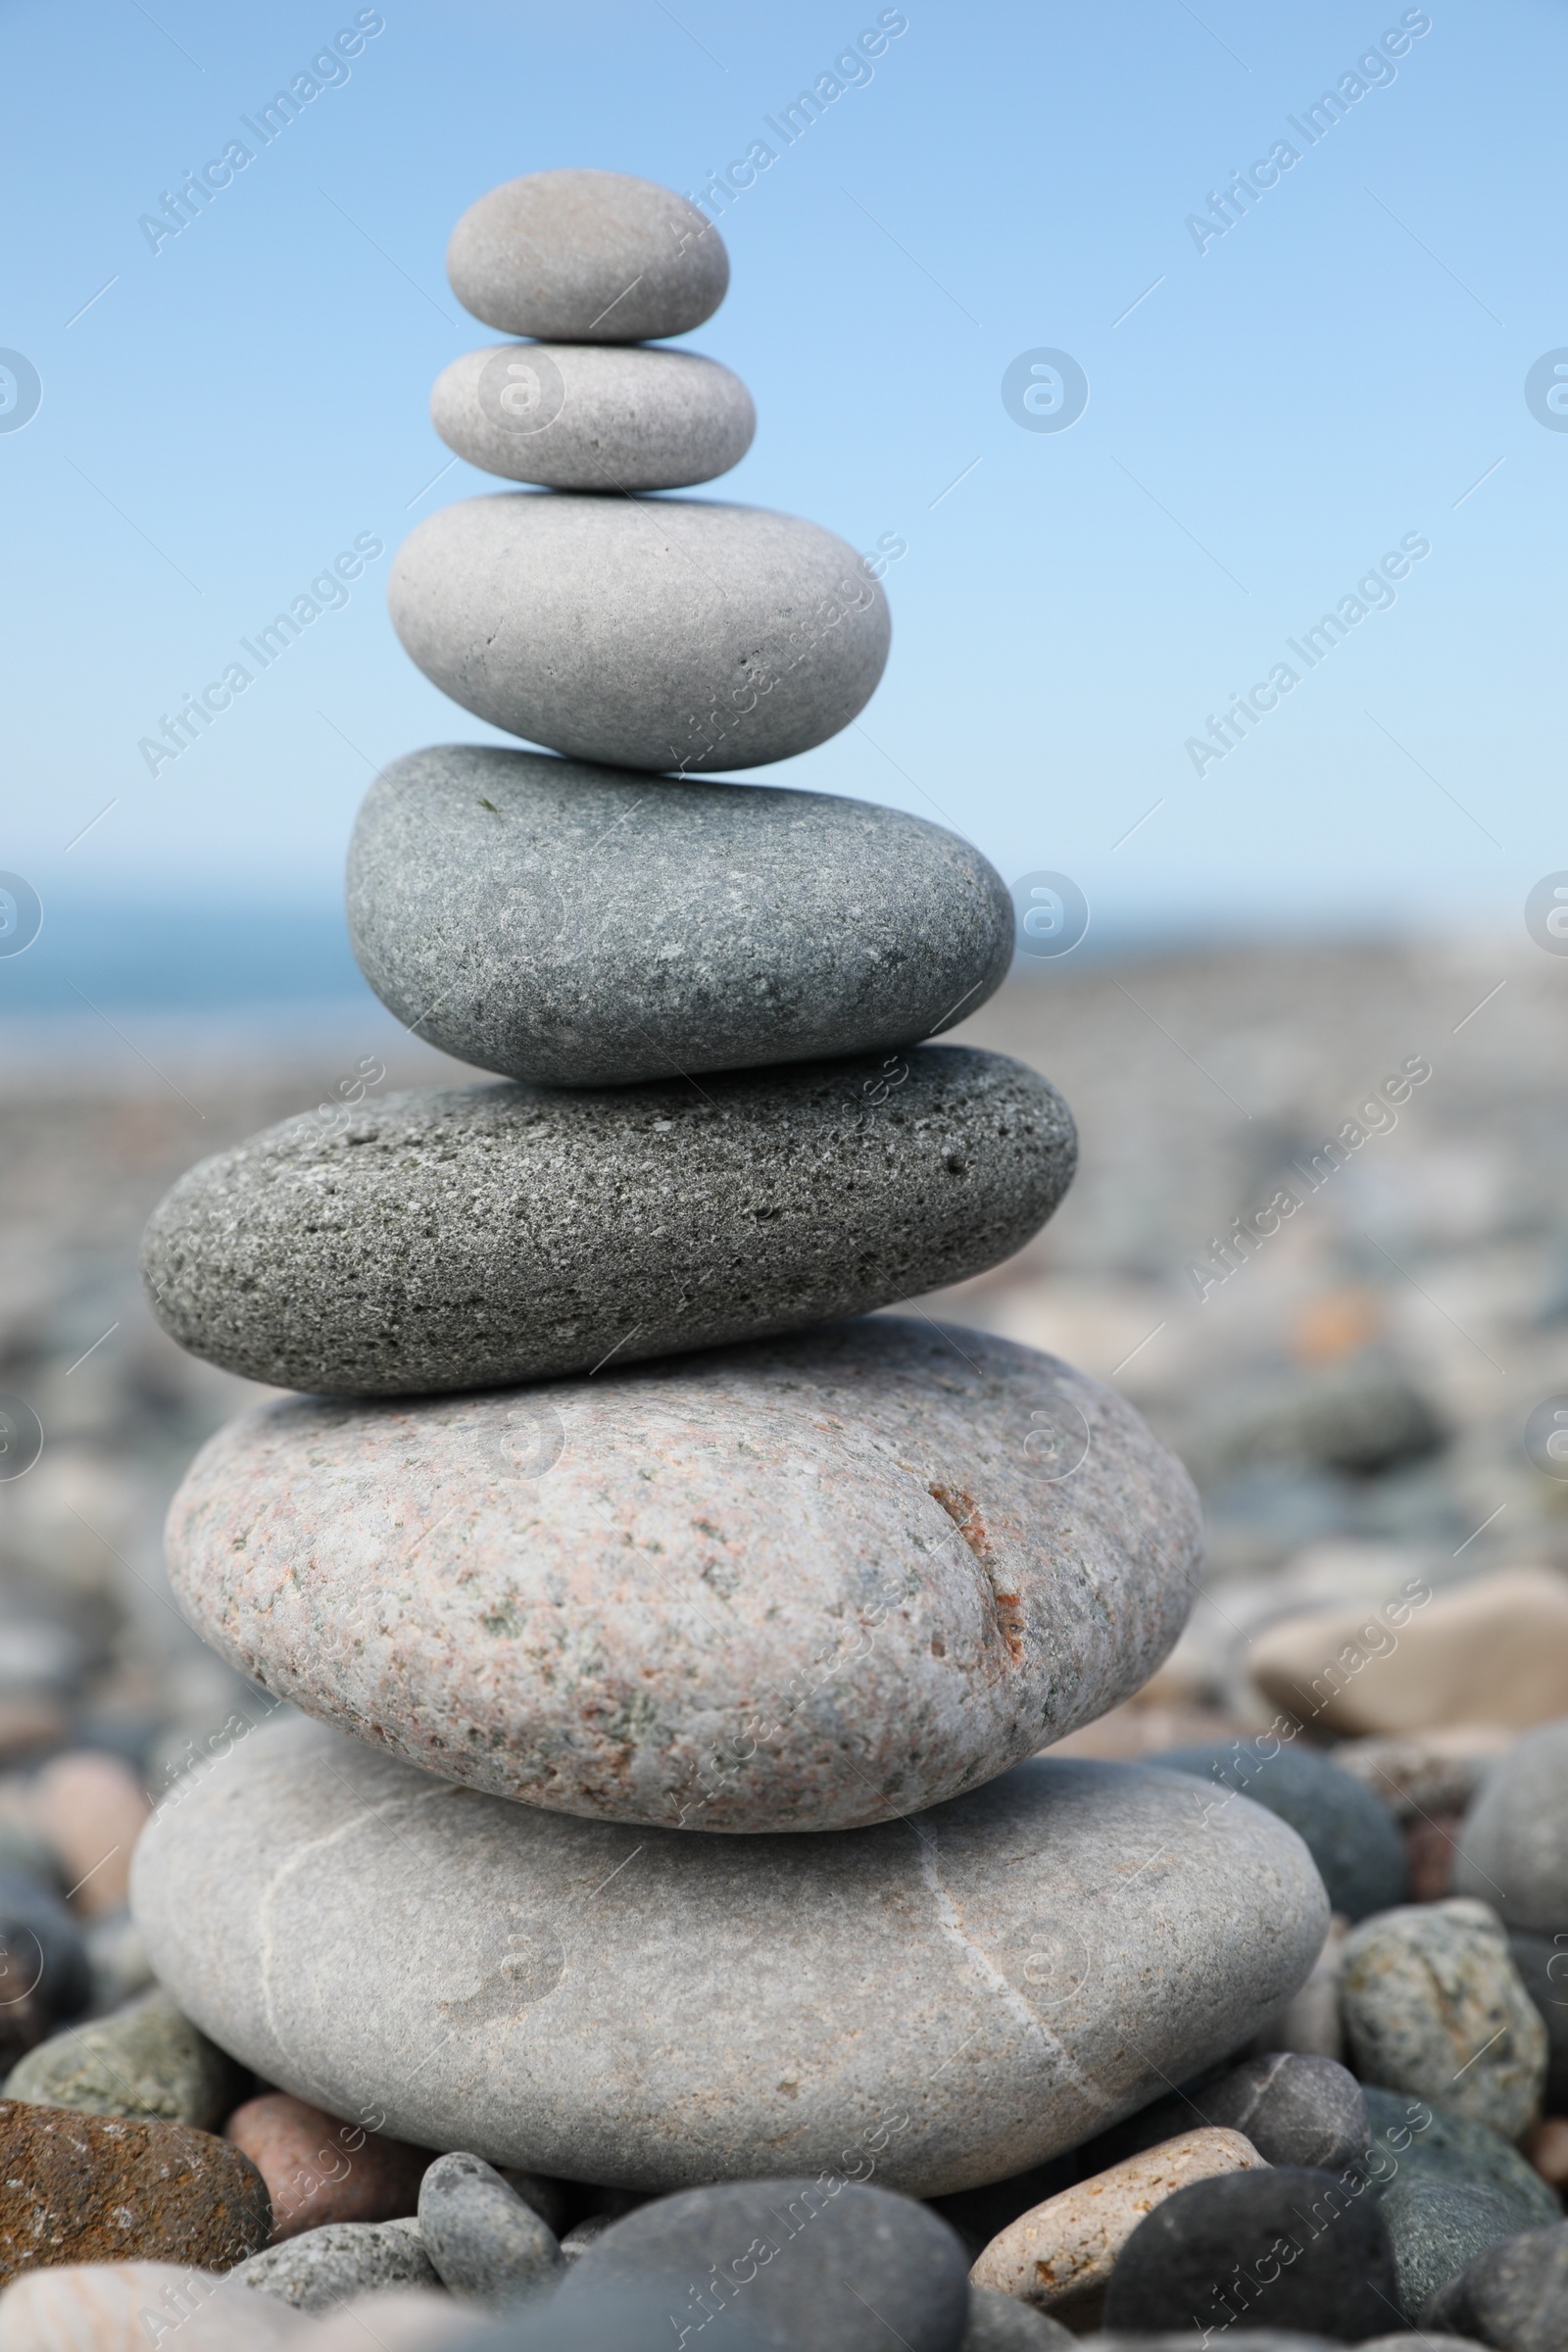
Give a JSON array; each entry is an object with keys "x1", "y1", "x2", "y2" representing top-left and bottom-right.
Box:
[{"x1": 127, "y1": 171, "x2": 1327, "y2": 2338}]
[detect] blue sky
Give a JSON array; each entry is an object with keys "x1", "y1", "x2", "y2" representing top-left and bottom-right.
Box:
[{"x1": 1, "y1": 0, "x2": 1561, "y2": 993}]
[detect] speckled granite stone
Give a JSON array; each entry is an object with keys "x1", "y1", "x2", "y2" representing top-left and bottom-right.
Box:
[
  {"x1": 129, "y1": 1717, "x2": 1329, "y2": 2195},
  {"x1": 4, "y1": 1988, "x2": 244, "y2": 2130},
  {"x1": 446, "y1": 170, "x2": 728, "y2": 342},
  {"x1": 140, "y1": 1051, "x2": 1072, "y2": 1395},
  {"x1": 345, "y1": 748, "x2": 1013, "y2": 1087},
  {"x1": 1342, "y1": 1900, "x2": 1546, "y2": 2141},
  {"x1": 162, "y1": 1318, "x2": 1200, "y2": 1832},
  {"x1": 388, "y1": 493, "x2": 891, "y2": 772},
  {"x1": 431, "y1": 344, "x2": 755, "y2": 491}
]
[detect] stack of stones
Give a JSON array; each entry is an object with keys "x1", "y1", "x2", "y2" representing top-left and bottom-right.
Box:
[{"x1": 126, "y1": 171, "x2": 1329, "y2": 2339}]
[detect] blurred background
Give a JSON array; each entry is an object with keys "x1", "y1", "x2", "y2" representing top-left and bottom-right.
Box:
[{"x1": 1, "y1": 0, "x2": 1567, "y2": 1827}]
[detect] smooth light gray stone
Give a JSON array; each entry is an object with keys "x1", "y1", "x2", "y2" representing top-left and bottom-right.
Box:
[
  {"x1": 230, "y1": 2218, "x2": 438, "y2": 2311},
  {"x1": 431, "y1": 342, "x2": 755, "y2": 491},
  {"x1": 161, "y1": 1319, "x2": 1200, "y2": 1833},
  {"x1": 129, "y1": 1717, "x2": 1329, "y2": 2197},
  {"x1": 345, "y1": 747, "x2": 1014, "y2": 1087},
  {"x1": 447, "y1": 169, "x2": 728, "y2": 342},
  {"x1": 418, "y1": 2150, "x2": 564, "y2": 2305},
  {"x1": 1456, "y1": 1719, "x2": 1568, "y2": 1930},
  {"x1": 1341, "y1": 1900, "x2": 1546, "y2": 2141},
  {"x1": 3, "y1": 1985, "x2": 243, "y2": 2129},
  {"x1": 964, "y1": 2288, "x2": 1075, "y2": 2349},
  {"x1": 140, "y1": 1050, "x2": 1071, "y2": 1395},
  {"x1": 388, "y1": 492, "x2": 891, "y2": 772}
]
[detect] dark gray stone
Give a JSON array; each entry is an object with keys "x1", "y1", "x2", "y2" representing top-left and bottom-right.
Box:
[
  {"x1": 388, "y1": 492, "x2": 891, "y2": 773},
  {"x1": 963, "y1": 2288, "x2": 1074, "y2": 2349},
  {"x1": 140, "y1": 1050, "x2": 1073, "y2": 1395},
  {"x1": 418, "y1": 2149, "x2": 564, "y2": 2305},
  {"x1": 1152, "y1": 1740, "x2": 1406, "y2": 1921},
  {"x1": 558, "y1": 2179, "x2": 970, "y2": 2352},
  {"x1": 1456, "y1": 1721, "x2": 1568, "y2": 1932},
  {"x1": 230, "y1": 2216, "x2": 438, "y2": 2310},
  {"x1": 431, "y1": 343, "x2": 755, "y2": 491},
  {"x1": 1382, "y1": 2179, "x2": 1526, "y2": 2323},
  {"x1": 1424, "y1": 2220, "x2": 1568, "y2": 2349},
  {"x1": 1101, "y1": 2167, "x2": 1399, "y2": 2340},
  {"x1": 345, "y1": 747, "x2": 1013, "y2": 1089},
  {"x1": 446, "y1": 170, "x2": 729, "y2": 342},
  {"x1": 0, "y1": 1866, "x2": 89, "y2": 2069},
  {"x1": 1509, "y1": 1934, "x2": 1568, "y2": 2111},
  {"x1": 1361, "y1": 2088, "x2": 1559, "y2": 2230},
  {"x1": 1200, "y1": 2054, "x2": 1371, "y2": 2174},
  {"x1": 130, "y1": 1718, "x2": 1329, "y2": 2196}
]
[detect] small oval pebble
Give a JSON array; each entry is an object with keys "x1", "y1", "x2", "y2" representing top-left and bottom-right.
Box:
[
  {"x1": 130, "y1": 1717, "x2": 1329, "y2": 2194},
  {"x1": 1342, "y1": 1899, "x2": 1546, "y2": 2141},
  {"x1": 5, "y1": 1987, "x2": 243, "y2": 2130},
  {"x1": 432, "y1": 343, "x2": 754, "y2": 490},
  {"x1": 231, "y1": 2218, "x2": 438, "y2": 2311},
  {"x1": 163, "y1": 1319, "x2": 1198, "y2": 1832},
  {"x1": 560, "y1": 2180, "x2": 969, "y2": 2352},
  {"x1": 1200, "y1": 2053, "x2": 1371, "y2": 2174},
  {"x1": 224, "y1": 2091, "x2": 430, "y2": 2239},
  {"x1": 140, "y1": 1052, "x2": 1072, "y2": 1396},
  {"x1": 388, "y1": 493, "x2": 890, "y2": 771},
  {"x1": 346, "y1": 748, "x2": 1013, "y2": 1088},
  {"x1": 447, "y1": 170, "x2": 728, "y2": 342},
  {"x1": 0, "y1": 2098, "x2": 270, "y2": 2282},
  {"x1": 418, "y1": 2149, "x2": 564, "y2": 2305}
]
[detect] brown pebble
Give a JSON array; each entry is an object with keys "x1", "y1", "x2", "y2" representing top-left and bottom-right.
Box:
[
  {"x1": 224, "y1": 2091, "x2": 430, "y2": 2240},
  {"x1": 1405, "y1": 1810, "x2": 1465, "y2": 1903},
  {"x1": 0, "y1": 2098, "x2": 271, "y2": 2284},
  {"x1": 31, "y1": 1753, "x2": 150, "y2": 1917},
  {"x1": 1525, "y1": 2116, "x2": 1568, "y2": 2188}
]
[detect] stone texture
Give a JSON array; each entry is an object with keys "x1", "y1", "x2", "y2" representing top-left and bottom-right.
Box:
[
  {"x1": 345, "y1": 747, "x2": 1014, "y2": 1090},
  {"x1": 446, "y1": 170, "x2": 728, "y2": 342},
  {"x1": 1251, "y1": 1571, "x2": 1568, "y2": 1737},
  {"x1": 0, "y1": 2261, "x2": 299, "y2": 2349},
  {"x1": 231, "y1": 2218, "x2": 438, "y2": 2311},
  {"x1": 1101, "y1": 2167, "x2": 1400, "y2": 2340},
  {"x1": 30, "y1": 1751, "x2": 150, "y2": 1918},
  {"x1": 1382, "y1": 2177, "x2": 1527, "y2": 2321},
  {"x1": 1342, "y1": 1899, "x2": 1547, "y2": 2140},
  {"x1": 0, "y1": 1867, "x2": 89, "y2": 2069},
  {"x1": 1081, "y1": 2054, "x2": 1368, "y2": 2178},
  {"x1": 432, "y1": 343, "x2": 755, "y2": 491},
  {"x1": 418, "y1": 2149, "x2": 564, "y2": 2304},
  {"x1": 388, "y1": 493, "x2": 891, "y2": 772},
  {"x1": 161, "y1": 1318, "x2": 1198, "y2": 1833},
  {"x1": 1425, "y1": 2221, "x2": 1568, "y2": 2349},
  {"x1": 964, "y1": 2290, "x2": 1075, "y2": 2350},
  {"x1": 1457, "y1": 1720, "x2": 1568, "y2": 1930},
  {"x1": 224, "y1": 2091, "x2": 431, "y2": 2239},
  {"x1": 969, "y1": 2127, "x2": 1264, "y2": 2320},
  {"x1": 129, "y1": 1717, "x2": 1328, "y2": 2196},
  {"x1": 1154, "y1": 1740, "x2": 1407, "y2": 1920},
  {"x1": 558, "y1": 2179, "x2": 970, "y2": 2352},
  {"x1": 142, "y1": 1053, "x2": 1070, "y2": 1395},
  {"x1": 1508, "y1": 1936, "x2": 1568, "y2": 2112},
  {"x1": 1362, "y1": 2087, "x2": 1561, "y2": 2231},
  {"x1": 4, "y1": 1987, "x2": 244, "y2": 2129},
  {"x1": 0, "y1": 2099, "x2": 270, "y2": 2281}
]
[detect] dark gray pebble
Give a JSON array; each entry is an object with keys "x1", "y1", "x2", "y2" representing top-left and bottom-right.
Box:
[
  {"x1": 1362, "y1": 2087, "x2": 1560, "y2": 2230},
  {"x1": 1154, "y1": 1741, "x2": 1407, "y2": 1921},
  {"x1": 1382, "y1": 2178, "x2": 1528, "y2": 2321},
  {"x1": 1077, "y1": 2054, "x2": 1368, "y2": 2177},
  {"x1": 1424, "y1": 2219, "x2": 1568, "y2": 2349},
  {"x1": 346, "y1": 747, "x2": 1013, "y2": 1089},
  {"x1": 1102, "y1": 2166, "x2": 1400, "y2": 2341},
  {"x1": 0, "y1": 1866, "x2": 89, "y2": 2069},
  {"x1": 419, "y1": 2148, "x2": 564, "y2": 2305}
]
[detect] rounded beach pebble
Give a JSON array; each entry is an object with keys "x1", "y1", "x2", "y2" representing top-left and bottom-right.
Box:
[
  {"x1": 162, "y1": 1318, "x2": 1200, "y2": 1832},
  {"x1": 224, "y1": 2090, "x2": 431, "y2": 2239},
  {"x1": 388, "y1": 493, "x2": 891, "y2": 772},
  {"x1": 346, "y1": 747, "x2": 1013, "y2": 1088},
  {"x1": 230, "y1": 2217, "x2": 438, "y2": 2310},
  {"x1": 1456, "y1": 1718, "x2": 1568, "y2": 1930},
  {"x1": 0, "y1": 2098, "x2": 270, "y2": 2283},
  {"x1": 431, "y1": 342, "x2": 754, "y2": 490},
  {"x1": 447, "y1": 169, "x2": 728, "y2": 342},
  {"x1": 4, "y1": 1986, "x2": 243, "y2": 2130},
  {"x1": 139, "y1": 1050, "x2": 1072, "y2": 1396},
  {"x1": 418, "y1": 2148, "x2": 564, "y2": 2304},
  {"x1": 129, "y1": 1715, "x2": 1329, "y2": 2195},
  {"x1": 1341, "y1": 1898, "x2": 1546, "y2": 2141}
]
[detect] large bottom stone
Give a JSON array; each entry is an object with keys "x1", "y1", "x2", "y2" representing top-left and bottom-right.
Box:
[{"x1": 130, "y1": 1720, "x2": 1329, "y2": 2197}]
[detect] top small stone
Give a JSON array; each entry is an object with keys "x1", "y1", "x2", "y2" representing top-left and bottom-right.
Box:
[{"x1": 447, "y1": 169, "x2": 727, "y2": 342}]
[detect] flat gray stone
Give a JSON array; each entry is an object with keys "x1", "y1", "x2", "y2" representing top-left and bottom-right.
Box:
[
  {"x1": 129, "y1": 1717, "x2": 1329, "y2": 2198},
  {"x1": 1342, "y1": 1900, "x2": 1546, "y2": 2141},
  {"x1": 388, "y1": 493, "x2": 891, "y2": 772},
  {"x1": 431, "y1": 343, "x2": 754, "y2": 491},
  {"x1": 230, "y1": 2217, "x2": 438, "y2": 2311},
  {"x1": 345, "y1": 747, "x2": 1013, "y2": 1087},
  {"x1": 140, "y1": 1050, "x2": 1072, "y2": 1395},
  {"x1": 3, "y1": 1986, "x2": 243, "y2": 2130},
  {"x1": 1455, "y1": 1719, "x2": 1568, "y2": 1930},
  {"x1": 161, "y1": 1318, "x2": 1200, "y2": 1832},
  {"x1": 447, "y1": 169, "x2": 728, "y2": 342},
  {"x1": 418, "y1": 2150, "x2": 563, "y2": 2305}
]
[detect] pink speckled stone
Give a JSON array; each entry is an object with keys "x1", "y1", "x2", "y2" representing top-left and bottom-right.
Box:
[{"x1": 166, "y1": 1318, "x2": 1200, "y2": 1834}]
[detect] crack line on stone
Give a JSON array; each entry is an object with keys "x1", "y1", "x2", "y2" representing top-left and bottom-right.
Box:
[{"x1": 916, "y1": 1838, "x2": 1061, "y2": 2070}]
